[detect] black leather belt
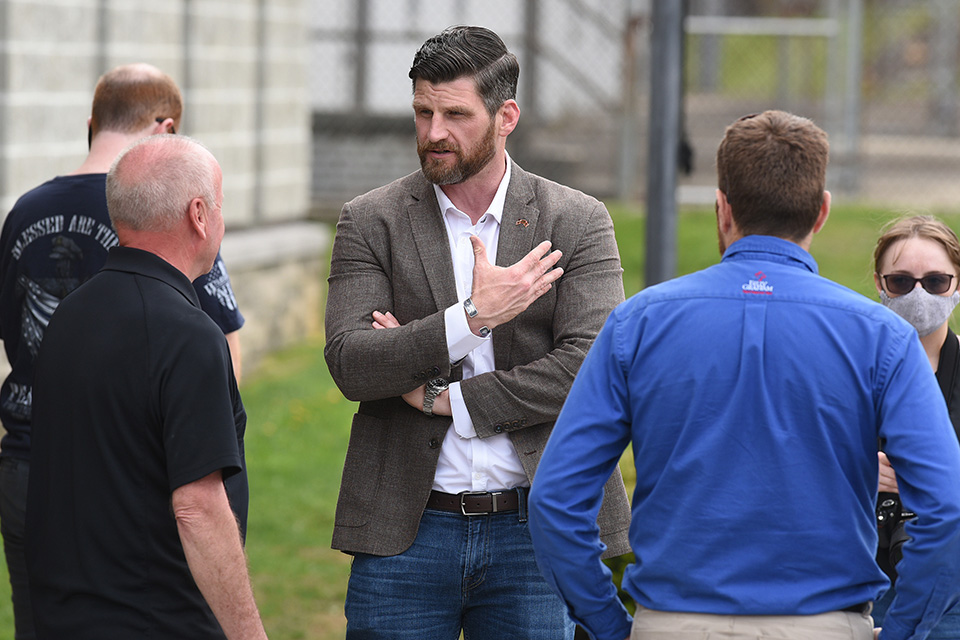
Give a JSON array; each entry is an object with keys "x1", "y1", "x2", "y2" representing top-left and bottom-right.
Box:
[
  {"x1": 841, "y1": 601, "x2": 872, "y2": 615},
  {"x1": 426, "y1": 489, "x2": 524, "y2": 516}
]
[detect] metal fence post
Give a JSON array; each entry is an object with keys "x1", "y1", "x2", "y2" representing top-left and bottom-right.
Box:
[
  {"x1": 353, "y1": 0, "x2": 370, "y2": 112},
  {"x1": 645, "y1": 0, "x2": 685, "y2": 286},
  {"x1": 932, "y1": 0, "x2": 958, "y2": 137}
]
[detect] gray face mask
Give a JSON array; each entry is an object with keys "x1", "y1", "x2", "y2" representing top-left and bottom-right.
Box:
[{"x1": 880, "y1": 287, "x2": 960, "y2": 337}]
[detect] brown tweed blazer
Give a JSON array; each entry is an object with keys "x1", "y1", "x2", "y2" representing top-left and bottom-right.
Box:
[{"x1": 324, "y1": 161, "x2": 631, "y2": 558}]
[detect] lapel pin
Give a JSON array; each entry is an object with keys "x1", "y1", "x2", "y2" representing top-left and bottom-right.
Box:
[{"x1": 516, "y1": 218, "x2": 529, "y2": 227}]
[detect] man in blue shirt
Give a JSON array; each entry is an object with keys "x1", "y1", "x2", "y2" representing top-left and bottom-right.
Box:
[{"x1": 528, "y1": 110, "x2": 960, "y2": 640}]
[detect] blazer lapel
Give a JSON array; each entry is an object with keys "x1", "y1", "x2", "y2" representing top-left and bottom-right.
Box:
[
  {"x1": 495, "y1": 164, "x2": 540, "y2": 268},
  {"x1": 493, "y1": 163, "x2": 541, "y2": 368},
  {"x1": 407, "y1": 176, "x2": 459, "y2": 312}
]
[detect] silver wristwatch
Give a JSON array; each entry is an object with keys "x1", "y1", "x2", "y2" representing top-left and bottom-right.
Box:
[{"x1": 422, "y1": 377, "x2": 449, "y2": 416}]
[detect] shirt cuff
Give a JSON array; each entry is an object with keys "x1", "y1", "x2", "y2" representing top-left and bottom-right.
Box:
[
  {"x1": 444, "y1": 302, "x2": 488, "y2": 364},
  {"x1": 448, "y1": 382, "x2": 477, "y2": 439}
]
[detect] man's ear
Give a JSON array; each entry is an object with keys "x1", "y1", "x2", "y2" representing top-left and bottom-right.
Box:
[
  {"x1": 812, "y1": 190, "x2": 831, "y2": 235},
  {"x1": 187, "y1": 198, "x2": 208, "y2": 240},
  {"x1": 156, "y1": 117, "x2": 176, "y2": 135},
  {"x1": 498, "y1": 100, "x2": 520, "y2": 137},
  {"x1": 715, "y1": 189, "x2": 734, "y2": 234}
]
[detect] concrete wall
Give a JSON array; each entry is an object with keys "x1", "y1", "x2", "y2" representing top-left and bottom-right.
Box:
[{"x1": 0, "y1": 0, "x2": 324, "y2": 382}]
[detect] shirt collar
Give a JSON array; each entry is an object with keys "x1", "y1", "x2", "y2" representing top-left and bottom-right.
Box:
[
  {"x1": 433, "y1": 152, "x2": 512, "y2": 225},
  {"x1": 722, "y1": 235, "x2": 819, "y2": 275},
  {"x1": 102, "y1": 246, "x2": 202, "y2": 307}
]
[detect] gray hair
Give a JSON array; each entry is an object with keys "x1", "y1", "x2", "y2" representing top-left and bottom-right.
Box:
[{"x1": 107, "y1": 134, "x2": 218, "y2": 232}]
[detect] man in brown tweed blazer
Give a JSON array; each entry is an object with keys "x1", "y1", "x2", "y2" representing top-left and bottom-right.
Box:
[{"x1": 324, "y1": 25, "x2": 631, "y2": 640}]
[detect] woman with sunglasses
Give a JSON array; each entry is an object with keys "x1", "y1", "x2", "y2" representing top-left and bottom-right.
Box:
[{"x1": 871, "y1": 214, "x2": 960, "y2": 637}]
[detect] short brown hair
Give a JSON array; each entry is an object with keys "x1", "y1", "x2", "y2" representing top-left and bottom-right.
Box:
[
  {"x1": 90, "y1": 63, "x2": 182, "y2": 137},
  {"x1": 716, "y1": 110, "x2": 829, "y2": 241},
  {"x1": 873, "y1": 215, "x2": 960, "y2": 276}
]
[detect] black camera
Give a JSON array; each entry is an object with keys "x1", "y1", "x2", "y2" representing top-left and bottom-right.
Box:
[{"x1": 877, "y1": 492, "x2": 916, "y2": 576}]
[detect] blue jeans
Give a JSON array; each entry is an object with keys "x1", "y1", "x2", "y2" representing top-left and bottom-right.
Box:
[
  {"x1": 872, "y1": 585, "x2": 960, "y2": 639},
  {"x1": 345, "y1": 509, "x2": 574, "y2": 640},
  {"x1": 0, "y1": 457, "x2": 34, "y2": 640}
]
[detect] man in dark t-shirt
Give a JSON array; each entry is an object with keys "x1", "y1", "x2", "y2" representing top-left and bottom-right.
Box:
[
  {"x1": 26, "y1": 134, "x2": 267, "y2": 639},
  {"x1": 0, "y1": 63, "x2": 245, "y2": 639}
]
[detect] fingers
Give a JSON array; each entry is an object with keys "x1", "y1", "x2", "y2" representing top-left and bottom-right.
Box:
[
  {"x1": 520, "y1": 241, "x2": 560, "y2": 274},
  {"x1": 472, "y1": 236, "x2": 561, "y2": 277},
  {"x1": 878, "y1": 457, "x2": 899, "y2": 493},
  {"x1": 371, "y1": 310, "x2": 400, "y2": 329}
]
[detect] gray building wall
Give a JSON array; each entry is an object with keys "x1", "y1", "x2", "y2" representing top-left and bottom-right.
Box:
[{"x1": 0, "y1": 0, "x2": 322, "y2": 379}]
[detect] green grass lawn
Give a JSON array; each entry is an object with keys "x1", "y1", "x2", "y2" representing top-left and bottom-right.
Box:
[{"x1": 0, "y1": 202, "x2": 957, "y2": 639}]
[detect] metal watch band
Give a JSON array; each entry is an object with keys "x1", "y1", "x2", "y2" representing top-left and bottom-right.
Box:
[
  {"x1": 423, "y1": 377, "x2": 448, "y2": 416},
  {"x1": 423, "y1": 392, "x2": 437, "y2": 416}
]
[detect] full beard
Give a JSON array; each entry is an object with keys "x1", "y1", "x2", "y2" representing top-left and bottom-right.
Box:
[{"x1": 418, "y1": 119, "x2": 497, "y2": 186}]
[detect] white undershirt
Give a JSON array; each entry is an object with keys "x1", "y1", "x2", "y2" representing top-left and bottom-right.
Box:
[{"x1": 432, "y1": 157, "x2": 528, "y2": 493}]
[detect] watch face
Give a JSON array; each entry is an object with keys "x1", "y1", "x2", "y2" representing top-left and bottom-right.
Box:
[{"x1": 427, "y1": 377, "x2": 449, "y2": 392}]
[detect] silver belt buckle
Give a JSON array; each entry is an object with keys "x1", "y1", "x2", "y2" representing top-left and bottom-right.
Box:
[{"x1": 459, "y1": 491, "x2": 501, "y2": 516}]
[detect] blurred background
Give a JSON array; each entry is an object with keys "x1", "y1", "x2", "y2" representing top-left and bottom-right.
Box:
[
  {"x1": 2, "y1": 2, "x2": 960, "y2": 637},
  {"x1": 310, "y1": 0, "x2": 960, "y2": 213},
  {"x1": 2, "y1": 0, "x2": 960, "y2": 376}
]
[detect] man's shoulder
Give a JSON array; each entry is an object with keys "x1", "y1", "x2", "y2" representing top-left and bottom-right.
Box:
[
  {"x1": 345, "y1": 170, "x2": 429, "y2": 211},
  {"x1": 3, "y1": 178, "x2": 61, "y2": 231},
  {"x1": 3, "y1": 175, "x2": 108, "y2": 235},
  {"x1": 628, "y1": 258, "x2": 883, "y2": 312},
  {"x1": 509, "y1": 163, "x2": 602, "y2": 210}
]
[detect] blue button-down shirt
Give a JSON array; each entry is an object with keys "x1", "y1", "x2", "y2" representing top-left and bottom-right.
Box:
[{"x1": 529, "y1": 235, "x2": 960, "y2": 640}]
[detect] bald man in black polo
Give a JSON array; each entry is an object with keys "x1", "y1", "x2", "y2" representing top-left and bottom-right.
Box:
[{"x1": 24, "y1": 135, "x2": 268, "y2": 640}]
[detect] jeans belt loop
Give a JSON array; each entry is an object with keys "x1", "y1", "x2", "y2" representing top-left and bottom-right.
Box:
[{"x1": 516, "y1": 486, "x2": 528, "y2": 523}]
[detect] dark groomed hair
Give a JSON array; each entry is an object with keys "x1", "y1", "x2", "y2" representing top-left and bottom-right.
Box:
[
  {"x1": 716, "y1": 110, "x2": 829, "y2": 241},
  {"x1": 409, "y1": 26, "x2": 519, "y2": 116}
]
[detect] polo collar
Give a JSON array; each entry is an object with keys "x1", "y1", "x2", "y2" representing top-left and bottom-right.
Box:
[{"x1": 101, "y1": 246, "x2": 202, "y2": 308}]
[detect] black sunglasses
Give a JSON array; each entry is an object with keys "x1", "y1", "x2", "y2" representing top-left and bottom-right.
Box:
[{"x1": 881, "y1": 273, "x2": 955, "y2": 296}]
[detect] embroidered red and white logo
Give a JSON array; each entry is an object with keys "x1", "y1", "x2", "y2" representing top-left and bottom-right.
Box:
[{"x1": 742, "y1": 271, "x2": 774, "y2": 295}]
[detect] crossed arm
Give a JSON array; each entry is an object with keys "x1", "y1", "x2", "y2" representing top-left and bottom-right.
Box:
[{"x1": 324, "y1": 198, "x2": 623, "y2": 430}]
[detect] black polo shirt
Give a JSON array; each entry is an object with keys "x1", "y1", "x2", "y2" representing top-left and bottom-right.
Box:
[{"x1": 26, "y1": 246, "x2": 246, "y2": 639}]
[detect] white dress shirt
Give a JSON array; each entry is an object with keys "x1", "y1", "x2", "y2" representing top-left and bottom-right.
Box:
[{"x1": 432, "y1": 157, "x2": 529, "y2": 493}]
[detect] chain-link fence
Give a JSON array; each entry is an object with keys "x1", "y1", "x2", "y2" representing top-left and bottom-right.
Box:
[{"x1": 309, "y1": 0, "x2": 960, "y2": 216}]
